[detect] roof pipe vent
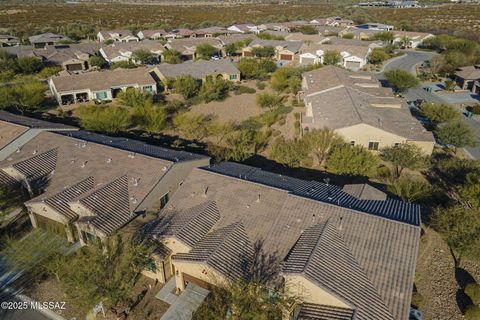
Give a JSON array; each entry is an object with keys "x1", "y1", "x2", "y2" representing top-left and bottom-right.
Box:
[
  {"x1": 81, "y1": 161, "x2": 88, "y2": 168},
  {"x1": 133, "y1": 178, "x2": 139, "y2": 187},
  {"x1": 338, "y1": 216, "x2": 343, "y2": 231},
  {"x1": 32, "y1": 150, "x2": 37, "y2": 155},
  {"x1": 203, "y1": 186, "x2": 209, "y2": 198},
  {"x1": 16, "y1": 147, "x2": 21, "y2": 153},
  {"x1": 256, "y1": 194, "x2": 261, "y2": 203},
  {"x1": 106, "y1": 158, "x2": 112, "y2": 164}
]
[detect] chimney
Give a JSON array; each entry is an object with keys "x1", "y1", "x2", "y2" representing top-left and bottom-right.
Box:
[
  {"x1": 16, "y1": 147, "x2": 21, "y2": 153},
  {"x1": 256, "y1": 194, "x2": 261, "y2": 203},
  {"x1": 133, "y1": 178, "x2": 139, "y2": 186}
]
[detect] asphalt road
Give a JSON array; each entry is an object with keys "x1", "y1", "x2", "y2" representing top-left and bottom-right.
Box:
[{"x1": 379, "y1": 50, "x2": 480, "y2": 159}]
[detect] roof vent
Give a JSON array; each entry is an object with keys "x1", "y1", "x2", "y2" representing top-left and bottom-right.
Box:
[
  {"x1": 32, "y1": 150, "x2": 37, "y2": 155},
  {"x1": 132, "y1": 198, "x2": 137, "y2": 204},
  {"x1": 133, "y1": 178, "x2": 139, "y2": 186},
  {"x1": 71, "y1": 158, "x2": 76, "y2": 164},
  {"x1": 256, "y1": 194, "x2": 261, "y2": 203},
  {"x1": 338, "y1": 216, "x2": 343, "y2": 231},
  {"x1": 51, "y1": 170, "x2": 55, "y2": 175},
  {"x1": 81, "y1": 161, "x2": 88, "y2": 168},
  {"x1": 128, "y1": 152, "x2": 135, "y2": 158},
  {"x1": 81, "y1": 141, "x2": 87, "y2": 148},
  {"x1": 203, "y1": 186, "x2": 208, "y2": 198},
  {"x1": 106, "y1": 158, "x2": 112, "y2": 163},
  {"x1": 162, "y1": 166, "x2": 167, "y2": 171},
  {"x1": 323, "y1": 177, "x2": 330, "y2": 185},
  {"x1": 16, "y1": 147, "x2": 21, "y2": 153}
]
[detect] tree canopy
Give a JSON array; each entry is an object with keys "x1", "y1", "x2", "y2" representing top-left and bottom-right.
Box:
[
  {"x1": 76, "y1": 105, "x2": 130, "y2": 133},
  {"x1": 384, "y1": 69, "x2": 419, "y2": 93},
  {"x1": 304, "y1": 128, "x2": 344, "y2": 167},
  {"x1": 380, "y1": 143, "x2": 429, "y2": 177},
  {"x1": 326, "y1": 144, "x2": 379, "y2": 177},
  {"x1": 196, "y1": 44, "x2": 219, "y2": 60},
  {"x1": 419, "y1": 103, "x2": 460, "y2": 125},
  {"x1": 172, "y1": 75, "x2": 201, "y2": 99},
  {"x1": 435, "y1": 120, "x2": 477, "y2": 152},
  {"x1": 323, "y1": 50, "x2": 341, "y2": 66}
]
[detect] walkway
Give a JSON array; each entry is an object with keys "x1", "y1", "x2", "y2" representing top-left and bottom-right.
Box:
[{"x1": 159, "y1": 283, "x2": 210, "y2": 320}]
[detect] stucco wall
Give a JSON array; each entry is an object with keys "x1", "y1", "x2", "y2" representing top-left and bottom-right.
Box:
[{"x1": 171, "y1": 260, "x2": 227, "y2": 291}]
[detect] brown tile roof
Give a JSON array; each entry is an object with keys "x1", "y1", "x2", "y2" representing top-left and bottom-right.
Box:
[
  {"x1": 249, "y1": 39, "x2": 303, "y2": 53},
  {"x1": 165, "y1": 37, "x2": 223, "y2": 53},
  {"x1": 284, "y1": 221, "x2": 394, "y2": 320},
  {"x1": 0, "y1": 121, "x2": 28, "y2": 150},
  {"x1": 11, "y1": 148, "x2": 58, "y2": 182},
  {"x1": 139, "y1": 29, "x2": 166, "y2": 38},
  {"x1": 158, "y1": 163, "x2": 420, "y2": 320},
  {"x1": 455, "y1": 65, "x2": 480, "y2": 80},
  {"x1": 298, "y1": 303, "x2": 355, "y2": 320},
  {"x1": 100, "y1": 40, "x2": 164, "y2": 61},
  {"x1": 50, "y1": 67, "x2": 156, "y2": 92},
  {"x1": 153, "y1": 60, "x2": 239, "y2": 79},
  {"x1": 217, "y1": 34, "x2": 258, "y2": 45},
  {"x1": 343, "y1": 183, "x2": 387, "y2": 201},
  {"x1": 303, "y1": 43, "x2": 370, "y2": 59}
]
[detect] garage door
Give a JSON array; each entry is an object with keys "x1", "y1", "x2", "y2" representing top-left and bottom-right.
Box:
[
  {"x1": 182, "y1": 273, "x2": 211, "y2": 290},
  {"x1": 280, "y1": 54, "x2": 293, "y2": 61},
  {"x1": 301, "y1": 57, "x2": 316, "y2": 65},
  {"x1": 345, "y1": 61, "x2": 361, "y2": 70}
]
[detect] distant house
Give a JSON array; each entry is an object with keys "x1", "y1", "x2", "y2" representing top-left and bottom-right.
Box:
[
  {"x1": 164, "y1": 38, "x2": 223, "y2": 60},
  {"x1": 150, "y1": 59, "x2": 240, "y2": 84},
  {"x1": 311, "y1": 17, "x2": 354, "y2": 27},
  {"x1": 455, "y1": 65, "x2": 480, "y2": 94},
  {"x1": 164, "y1": 29, "x2": 196, "y2": 39},
  {"x1": 49, "y1": 67, "x2": 157, "y2": 105},
  {"x1": 28, "y1": 33, "x2": 72, "y2": 49},
  {"x1": 242, "y1": 39, "x2": 302, "y2": 62},
  {"x1": 356, "y1": 22, "x2": 394, "y2": 31},
  {"x1": 392, "y1": 31, "x2": 434, "y2": 48},
  {"x1": 340, "y1": 27, "x2": 382, "y2": 40},
  {"x1": 315, "y1": 26, "x2": 349, "y2": 36},
  {"x1": 99, "y1": 40, "x2": 164, "y2": 64},
  {"x1": 300, "y1": 43, "x2": 373, "y2": 71},
  {"x1": 227, "y1": 24, "x2": 261, "y2": 34},
  {"x1": 97, "y1": 30, "x2": 139, "y2": 43},
  {"x1": 301, "y1": 66, "x2": 434, "y2": 154},
  {"x1": 0, "y1": 35, "x2": 20, "y2": 47},
  {"x1": 137, "y1": 29, "x2": 167, "y2": 40},
  {"x1": 194, "y1": 26, "x2": 229, "y2": 38}
]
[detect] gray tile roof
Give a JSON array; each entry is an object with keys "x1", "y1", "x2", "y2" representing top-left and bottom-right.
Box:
[
  {"x1": 160, "y1": 163, "x2": 421, "y2": 320},
  {"x1": 455, "y1": 65, "x2": 480, "y2": 80},
  {"x1": 11, "y1": 148, "x2": 58, "y2": 182},
  {"x1": 217, "y1": 34, "x2": 258, "y2": 45},
  {"x1": 0, "y1": 111, "x2": 76, "y2": 130},
  {"x1": 174, "y1": 222, "x2": 253, "y2": 280},
  {"x1": 342, "y1": 183, "x2": 386, "y2": 201},
  {"x1": 0, "y1": 170, "x2": 18, "y2": 187},
  {"x1": 284, "y1": 221, "x2": 394, "y2": 320},
  {"x1": 100, "y1": 40, "x2": 164, "y2": 61},
  {"x1": 249, "y1": 38, "x2": 303, "y2": 53},
  {"x1": 152, "y1": 200, "x2": 220, "y2": 247},
  {"x1": 29, "y1": 33, "x2": 72, "y2": 44},
  {"x1": 153, "y1": 59, "x2": 239, "y2": 80},
  {"x1": 298, "y1": 303, "x2": 355, "y2": 320}
]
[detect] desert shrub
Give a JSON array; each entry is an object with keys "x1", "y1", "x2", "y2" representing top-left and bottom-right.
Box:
[
  {"x1": 256, "y1": 81, "x2": 266, "y2": 90},
  {"x1": 326, "y1": 144, "x2": 379, "y2": 177},
  {"x1": 76, "y1": 105, "x2": 130, "y2": 133},
  {"x1": 234, "y1": 85, "x2": 256, "y2": 95}
]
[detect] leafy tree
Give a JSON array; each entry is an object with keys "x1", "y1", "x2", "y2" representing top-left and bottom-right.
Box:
[
  {"x1": 132, "y1": 49, "x2": 158, "y2": 64},
  {"x1": 399, "y1": 35, "x2": 412, "y2": 48},
  {"x1": 304, "y1": 128, "x2": 344, "y2": 166},
  {"x1": 435, "y1": 120, "x2": 477, "y2": 153},
  {"x1": 111, "y1": 60, "x2": 137, "y2": 69},
  {"x1": 256, "y1": 92, "x2": 284, "y2": 110},
  {"x1": 76, "y1": 105, "x2": 130, "y2": 133},
  {"x1": 0, "y1": 184, "x2": 28, "y2": 218},
  {"x1": 132, "y1": 103, "x2": 168, "y2": 134},
  {"x1": 238, "y1": 58, "x2": 276, "y2": 79},
  {"x1": 16, "y1": 56, "x2": 44, "y2": 74},
  {"x1": 457, "y1": 172, "x2": 480, "y2": 208},
  {"x1": 297, "y1": 25, "x2": 317, "y2": 35},
  {"x1": 257, "y1": 32, "x2": 284, "y2": 40},
  {"x1": 89, "y1": 55, "x2": 107, "y2": 69},
  {"x1": 465, "y1": 283, "x2": 480, "y2": 305},
  {"x1": 323, "y1": 50, "x2": 341, "y2": 66},
  {"x1": 465, "y1": 305, "x2": 480, "y2": 320},
  {"x1": 419, "y1": 103, "x2": 460, "y2": 125},
  {"x1": 172, "y1": 113, "x2": 209, "y2": 140},
  {"x1": 173, "y1": 75, "x2": 201, "y2": 99},
  {"x1": 385, "y1": 69, "x2": 419, "y2": 93},
  {"x1": 444, "y1": 79, "x2": 456, "y2": 92},
  {"x1": 372, "y1": 31, "x2": 394, "y2": 44},
  {"x1": 368, "y1": 48, "x2": 390, "y2": 65},
  {"x1": 199, "y1": 76, "x2": 231, "y2": 103},
  {"x1": 0, "y1": 77, "x2": 46, "y2": 113},
  {"x1": 326, "y1": 144, "x2": 379, "y2": 177},
  {"x1": 252, "y1": 46, "x2": 275, "y2": 58},
  {"x1": 341, "y1": 33, "x2": 354, "y2": 39},
  {"x1": 431, "y1": 206, "x2": 480, "y2": 261},
  {"x1": 117, "y1": 88, "x2": 153, "y2": 108},
  {"x1": 387, "y1": 176, "x2": 434, "y2": 203},
  {"x1": 269, "y1": 138, "x2": 308, "y2": 168},
  {"x1": 434, "y1": 156, "x2": 480, "y2": 185},
  {"x1": 36, "y1": 66, "x2": 62, "y2": 78},
  {"x1": 429, "y1": 55, "x2": 445, "y2": 75},
  {"x1": 270, "y1": 67, "x2": 301, "y2": 93},
  {"x1": 196, "y1": 44, "x2": 219, "y2": 60},
  {"x1": 380, "y1": 143, "x2": 429, "y2": 177},
  {"x1": 163, "y1": 49, "x2": 182, "y2": 64},
  {"x1": 224, "y1": 43, "x2": 237, "y2": 56},
  {"x1": 223, "y1": 129, "x2": 255, "y2": 161}
]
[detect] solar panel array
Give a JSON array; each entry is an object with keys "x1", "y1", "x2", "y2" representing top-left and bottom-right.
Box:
[
  {"x1": 204, "y1": 162, "x2": 420, "y2": 226},
  {"x1": 57, "y1": 130, "x2": 208, "y2": 163}
]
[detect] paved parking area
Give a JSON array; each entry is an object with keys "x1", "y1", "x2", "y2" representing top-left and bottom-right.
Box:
[{"x1": 434, "y1": 92, "x2": 480, "y2": 105}]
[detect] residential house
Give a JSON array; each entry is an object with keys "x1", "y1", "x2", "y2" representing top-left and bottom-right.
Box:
[
  {"x1": 137, "y1": 29, "x2": 167, "y2": 40},
  {"x1": 227, "y1": 24, "x2": 261, "y2": 34},
  {"x1": 165, "y1": 38, "x2": 223, "y2": 60},
  {"x1": 455, "y1": 65, "x2": 480, "y2": 94},
  {"x1": 310, "y1": 17, "x2": 354, "y2": 27},
  {"x1": 194, "y1": 26, "x2": 229, "y2": 38},
  {"x1": 0, "y1": 113, "x2": 209, "y2": 243},
  {"x1": 150, "y1": 59, "x2": 240, "y2": 84},
  {"x1": 99, "y1": 40, "x2": 164, "y2": 64},
  {"x1": 285, "y1": 32, "x2": 328, "y2": 44},
  {"x1": 2, "y1": 43, "x2": 101, "y2": 73},
  {"x1": 340, "y1": 27, "x2": 382, "y2": 40},
  {"x1": 300, "y1": 43, "x2": 373, "y2": 71},
  {"x1": 28, "y1": 33, "x2": 72, "y2": 49},
  {"x1": 145, "y1": 161, "x2": 421, "y2": 320},
  {"x1": 216, "y1": 34, "x2": 257, "y2": 46},
  {"x1": 392, "y1": 31, "x2": 434, "y2": 48},
  {"x1": 258, "y1": 22, "x2": 293, "y2": 33},
  {"x1": 164, "y1": 29, "x2": 196, "y2": 39},
  {"x1": 97, "y1": 30, "x2": 139, "y2": 43},
  {"x1": 301, "y1": 66, "x2": 435, "y2": 154},
  {"x1": 0, "y1": 35, "x2": 20, "y2": 47},
  {"x1": 315, "y1": 26, "x2": 349, "y2": 36},
  {"x1": 49, "y1": 67, "x2": 157, "y2": 105},
  {"x1": 242, "y1": 39, "x2": 302, "y2": 62},
  {"x1": 356, "y1": 23, "x2": 395, "y2": 31}
]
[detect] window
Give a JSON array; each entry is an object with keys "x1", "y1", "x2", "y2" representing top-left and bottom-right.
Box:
[
  {"x1": 229, "y1": 74, "x2": 237, "y2": 81},
  {"x1": 350, "y1": 140, "x2": 355, "y2": 146},
  {"x1": 95, "y1": 91, "x2": 108, "y2": 100},
  {"x1": 368, "y1": 141, "x2": 379, "y2": 150},
  {"x1": 394, "y1": 143, "x2": 400, "y2": 147},
  {"x1": 143, "y1": 85, "x2": 153, "y2": 93},
  {"x1": 160, "y1": 193, "x2": 169, "y2": 209},
  {"x1": 147, "y1": 258, "x2": 157, "y2": 273}
]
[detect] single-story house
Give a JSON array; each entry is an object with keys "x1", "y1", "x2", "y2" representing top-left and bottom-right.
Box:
[
  {"x1": 97, "y1": 30, "x2": 139, "y2": 43},
  {"x1": 315, "y1": 26, "x2": 349, "y2": 36},
  {"x1": 356, "y1": 22, "x2": 394, "y2": 31},
  {"x1": 339, "y1": 27, "x2": 382, "y2": 40},
  {"x1": 392, "y1": 31, "x2": 434, "y2": 48},
  {"x1": 455, "y1": 65, "x2": 480, "y2": 94},
  {"x1": 99, "y1": 40, "x2": 164, "y2": 64},
  {"x1": 300, "y1": 43, "x2": 372, "y2": 71},
  {"x1": 310, "y1": 17, "x2": 354, "y2": 27},
  {"x1": 137, "y1": 29, "x2": 167, "y2": 40},
  {"x1": 164, "y1": 29, "x2": 196, "y2": 39},
  {"x1": 301, "y1": 66, "x2": 435, "y2": 154},
  {"x1": 144, "y1": 161, "x2": 421, "y2": 320},
  {"x1": 227, "y1": 24, "x2": 261, "y2": 34},
  {"x1": 0, "y1": 35, "x2": 20, "y2": 47},
  {"x1": 28, "y1": 33, "x2": 72, "y2": 49},
  {"x1": 49, "y1": 67, "x2": 157, "y2": 105},
  {"x1": 164, "y1": 38, "x2": 223, "y2": 60},
  {"x1": 194, "y1": 26, "x2": 229, "y2": 37},
  {"x1": 150, "y1": 59, "x2": 240, "y2": 84},
  {"x1": 0, "y1": 113, "x2": 209, "y2": 243},
  {"x1": 242, "y1": 39, "x2": 302, "y2": 61}
]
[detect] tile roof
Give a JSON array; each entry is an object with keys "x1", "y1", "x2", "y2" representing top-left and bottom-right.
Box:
[
  {"x1": 174, "y1": 222, "x2": 253, "y2": 280},
  {"x1": 297, "y1": 303, "x2": 355, "y2": 320},
  {"x1": 50, "y1": 67, "x2": 156, "y2": 92},
  {"x1": 0, "y1": 170, "x2": 18, "y2": 187},
  {"x1": 284, "y1": 221, "x2": 394, "y2": 320},
  {"x1": 0, "y1": 121, "x2": 28, "y2": 150},
  {"x1": 152, "y1": 200, "x2": 220, "y2": 247},
  {"x1": 216, "y1": 34, "x2": 258, "y2": 45},
  {"x1": 153, "y1": 59, "x2": 239, "y2": 80},
  {"x1": 249, "y1": 38, "x2": 303, "y2": 53},
  {"x1": 11, "y1": 148, "x2": 58, "y2": 182},
  {"x1": 160, "y1": 162, "x2": 421, "y2": 320},
  {"x1": 98, "y1": 30, "x2": 134, "y2": 40},
  {"x1": 29, "y1": 33, "x2": 72, "y2": 44},
  {"x1": 100, "y1": 40, "x2": 164, "y2": 61},
  {"x1": 165, "y1": 37, "x2": 223, "y2": 52},
  {"x1": 0, "y1": 111, "x2": 76, "y2": 130},
  {"x1": 342, "y1": 183, "x2": 386, "y2": 201},
  {"x1": 139, "y1": 29, "x2": 166, "y2": 38},
  {"x1": 455, "y1": 65, "x2": 480, "y2": 80}
]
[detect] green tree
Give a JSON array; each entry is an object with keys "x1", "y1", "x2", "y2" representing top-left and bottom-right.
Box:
[
  {"x1": 372, "y1": 31, "x2": 394, "y2": 44},
  {"x1": 76, "y1": 105, "x2": 130, "y2": 133},
  {"x1": 431, "y1": 206, "x2": 480, "y2": 262},
  {"x1": 238, "y1": 59, "x2": 276, "y2": 80},
  {"x1": 163, "y1": 49, "x2": 182, "y2": 64},
  {"x1": 270, "y1": 67, "x2": 301, "y2": 93},
  {"x1": 111, "y1": 60, "x2": 137, "y2": 69},
  {"x1": 117, "y1": 88, "x2": 153, "y2": 108},
  {"x1": 196, "y1": 44, "x2": 219, "y2": 60},
  {"x1": 435, "y1": 120, "x2": 477, "y2": 153},
  {"x1": 269, "y1": 138, "x2": 308, "y2": 168},
  {"x1": 132, "y1": 49, "x2": 158, "y2": 64},
  {"x1": 252, "y1": 46, "x2": 275, "y2": 58},
  {"x1": 89, "y1": 55, "x2": 107, "y2": 69},
  {"x1": 224, "y1": 43, "x2": 237, "y2": 56},
  {"x1": 199, "y1": 76, "x2": 231, "y2": 103},
  {"x1": 172, "y1": 113, "x2": 209, "y2": 140},
  {"x1": 465, "y1": 283, "x2": 480, "y2": 305},
  {"x1": 326, "y1": 144, "x2": 379, "y2": 177},
  {"x1": 444, "y1": 79, "x2": 456, "y2": 92},
  {"x1": 256, "y1": 92, "x2": 284, "y2": 110},
  {"x1": 419, "y1": 103, "x2": 460, "y2": 125},
  {"x1": 304, "y1": 128, "x2": 344, "y2": 166},
  {"x1": 132, "y1": 103, "x2": 168, "y2": 134},
  {"x1": 16, "y1": 56, "x2": 44, "y2": 74},
  {"x1": 387, "y1": 176, "x2": 434, "y2": 203},
  {"x1": 223, "y1": 129, "x2": 255, "y2": 161},
  {"x1": 368, "y1": 48, "x2": 390, "y2": 65},
  {"x1": 297, "y1": 25, "x2": 317, "y2": 35},
  {"x1": 380, "y1": 143, "x2": 429, "y2": 177},
  {"x1": 385, "y1": 69, "x2": 419, "y2": 93},
  {"x1": 36, "y1": 66, "x2": 62, "y2": 79},
  {"x1": 457, "y1": 172, "x2": 480, "y2": 208},
  {"x1": 0, "y1": 184, "x2": 28, "y2": 218},
  {"x1": 0, "y1": 77, "x2": 46, "y2": 113},
  {"x1": 323, "y1": 50, "x2": 341, "y2": 66},
  {"x1": 173, "y1": 75, "x2": 201, "y2": 99},
  {"x1": 399, "y1": 35, "x2": 412, "y2": 48},
  {"x1": 465, "y1": 305, "x2": 480, "y2": 320}
]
